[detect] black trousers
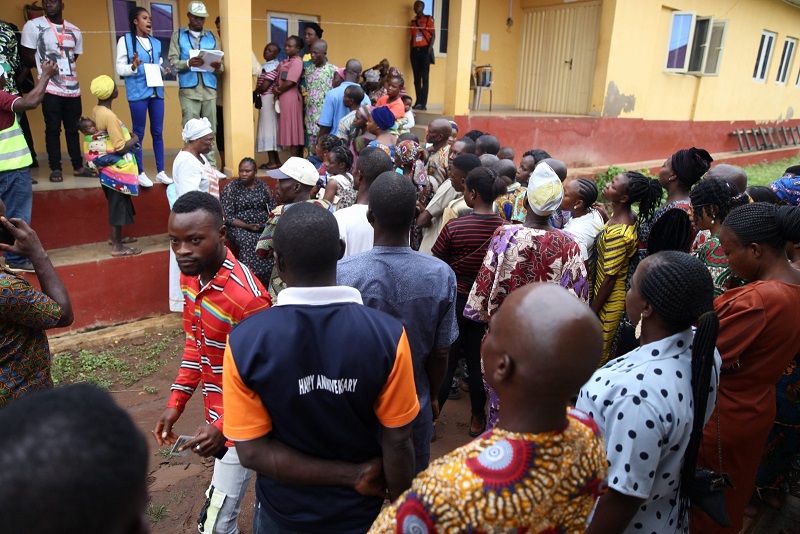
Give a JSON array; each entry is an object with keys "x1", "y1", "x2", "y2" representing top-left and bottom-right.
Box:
[
  {"x1": 410, "y1": 47, "x2": 431, "y2": 107},
  {"x1": 41, "y1": 93, "x2": 83, "y2": 171}
]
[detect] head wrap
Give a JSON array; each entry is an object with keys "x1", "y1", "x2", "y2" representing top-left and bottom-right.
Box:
[
  {"x1": 670, "y1": 147, "x2": 713, "y2": 188},
  {"x1": 90, "y1": 75, "x2": 115, "y2": 100},
  {"x1": 770, "y1": 177, "x2": 800, "y2": 206},
  {"x1": 371, "y1": 106, "x2": 395, "y2": 131},
  {"x1": 396, "y1": 140, "x2": 428, "y2": 187},
  {"x1": 364, "y1": 69, "x2": 380, "y2": 83},
  {"x1": 336, "y1": 67, "x2": 345, "y2": 80},
  {"x1": 182, "y1": 117, "x2": 213, "y2": 143},
  {"x1": 526, "y1": 162, "x2": 564, "y2": 216}
]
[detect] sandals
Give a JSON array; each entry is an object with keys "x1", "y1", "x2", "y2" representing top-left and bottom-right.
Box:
[
  {"x1": 110, "y1": 247, "x2": 142, "y2": 257},
  {"x1": 49, "y1": 170, "x2": 63, "y2": 182},
  {"x1": 73, "y1": 167, "x2": 94, "y2": 177},
  {"x1": 107, "y1": 237, "x2": 138, "y2": 245}
]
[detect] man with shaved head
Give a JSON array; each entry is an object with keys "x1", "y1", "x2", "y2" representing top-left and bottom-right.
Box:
[
  {"x1": 317, "y1": 58, "x2": 370, "y2": 138},
  {"x1": 369, "y1": 283, "x2": 608, "y2": 533},
  {"x1": 425, "y1": 118, "x2": 453, "y2": 190},
  {"x1": 705, "y1": 163, "x2": 747, "y2": 194}
]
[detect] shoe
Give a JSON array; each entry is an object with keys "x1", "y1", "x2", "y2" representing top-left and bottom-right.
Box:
[
  {"x1": 6, "y1": 261, "x2": 35, "y2": 273},
  {"x1": 214, "y1": 169, "x2": 227, "y2": 179},
  {"x1": 448, "y1": 387, "x2": 462, "y2": 400},
  {"x1": 155, "y1": 171, "x2": 173, "y2": 185},
  {"x1": 137, "y1": 173, "x2": 154, "y2": 187}
]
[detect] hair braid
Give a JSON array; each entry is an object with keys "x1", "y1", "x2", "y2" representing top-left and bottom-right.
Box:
[
  {"x1": 624, "y1": 171, "x2": 663, "y2": 224},
  {"x1": 329, "y1": 145, "x2": 353, "y2": 172},
  {"x1": 575, "y1": 178, "x2": 598, "y2": 207},
  {"x1": 723, "y1": 204, "x2": 800, "y2": 250},
  {"x1": 637, "y1": 251, "x2": 719, "y2": 529},
  {"x1": 689, "y1": 177, "x2": 747, "y2": 225}
]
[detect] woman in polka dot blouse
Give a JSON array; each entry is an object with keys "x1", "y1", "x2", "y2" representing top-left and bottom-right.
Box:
[{"x1": 578, "y1": 251, "x2": 721, "y2": 534}]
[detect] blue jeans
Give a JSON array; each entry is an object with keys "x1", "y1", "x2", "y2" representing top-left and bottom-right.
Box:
[
  {"x1": 0, "y1": 167, "x2": 33, "y2": 264},
  {"x1": 253, "y1": 501, "x2": 309, "y2": 534},
  {"x1": 128, "y1": 97, "x2": 165, "y2": 173}
]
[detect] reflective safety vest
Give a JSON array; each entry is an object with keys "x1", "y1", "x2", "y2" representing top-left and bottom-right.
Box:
[{"x1": 0, "y1": 117, "x2": 32, "y2": 172}]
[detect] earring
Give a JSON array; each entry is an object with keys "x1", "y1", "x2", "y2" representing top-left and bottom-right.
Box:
[
  {"x1": 635, "y1": 318, "x2": 643, "y2": 339},
  {"x1": 711, "y1": 216, "x2": 716, "y2": 225},
  {"x1": 573, "y1": 205, "x2": 579, "y2": 210}
]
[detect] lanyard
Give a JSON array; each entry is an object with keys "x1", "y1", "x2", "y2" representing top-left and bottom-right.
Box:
[
  {"x1": 189, "y1": 31, "x2": 203, "y2": 50},
  {"x1": 135, "y1": 36, "x2": 154, "y2": 63},
  {"x1": 45, "y1": 17, "x2": 65, "y2": 50}
]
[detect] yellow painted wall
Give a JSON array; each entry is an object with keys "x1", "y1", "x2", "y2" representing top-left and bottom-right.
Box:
[
  {"x1": 471, "y1": 0, "x2": 525, "y2": 108},
  {"x1": 601, "y1": 0, "x2": 800, "y2": 122}
]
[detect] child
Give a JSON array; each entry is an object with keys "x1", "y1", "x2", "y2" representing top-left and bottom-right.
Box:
[
  {"x1": 321, "y1": 144, "x2": 356, "y2": 210},
  {"x1": 589, "y1": 171, "x2": 662, "y2": 363},
  {"x1": 400, "y1": 95, "x2": 415, "y2": 129},
  {"x1": 497, "y1": 146, "x2": 515, "y2": 161},
  {"x1": 374, "y1": 74, "x2": 405, "y2": 120},
  {"x1": 335, "y1": 85, "x2": 366, "y2": 141},
  {"x1": 79, "y1": 117, "x2": 140, "y2": 172}
]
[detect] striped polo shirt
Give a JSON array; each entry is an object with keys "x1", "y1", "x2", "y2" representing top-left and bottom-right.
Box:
[{"x1": 167, "y1": 249, "x2": 271, "y2": 436}]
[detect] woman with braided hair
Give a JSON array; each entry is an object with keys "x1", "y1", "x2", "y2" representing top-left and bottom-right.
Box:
[
  {"x1": 580, "y1": 251, "x2": 721, "y2": 534},
  {"x1": 641, "y1": 147, "x2": 713, "y2": 255},
  {"x1": 692, "y1": 203, "x2": 800, "y2": 533},
  {"x1": 562, "y1": 178, "x2": 605, "y2": 261},
  {"x1": 689, "y1": 178, "x2": 748, "y2": 296},
  {"x1": 590, "y1": 171, "x2": 662, "y2": 363},
  {"x1": 321, "y1": 143, "x2": 356, "y2": 210}
]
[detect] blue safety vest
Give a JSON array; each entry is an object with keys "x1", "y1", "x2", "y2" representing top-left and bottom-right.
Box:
[
  {"x1": 123, "y1": 34, "x2": 164, "y2": 101},
  {"x1": 177, "y1": 28, "x2": 218, "y2": 90}
]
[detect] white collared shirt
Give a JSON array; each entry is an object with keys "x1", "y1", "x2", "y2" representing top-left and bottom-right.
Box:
[{"x1": 275, "y1": 286, "x2": 363, "y2": 307}]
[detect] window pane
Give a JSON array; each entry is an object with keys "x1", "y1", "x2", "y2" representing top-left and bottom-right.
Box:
[
  {"x1": 112, "y1": 0, "x2": 138, "y2": 41},
  {"x1": 777, "y1": 39, "x2": 795, "y2": 83},
  {"x1": 420, "y1": 0, "x2": 434, "y2": 16},
  {"x1": 270, "y1": 17, "x2": 288, "y2": 62},
  {"x1": 666, "y1": 13, "x2": 693, "y2": 70},
  {"x1": 150, "y1": 3, "x2": 176, "y2": 81},
  {"x1": 759, "y1": 34, "x2": 774, "y2": 80},
  {"x1": 688, "y1": 18, "x2": 710, "y2": 72},
  {"x1": 439, "y1": 0, "x2": 449, "y2": 54},
  {"x1": 704, "y1": 22, "x2": 725, "y2": 75}
]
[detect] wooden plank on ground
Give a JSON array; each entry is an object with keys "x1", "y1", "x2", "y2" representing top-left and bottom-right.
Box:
[{"x1": 49, "y1": 314, "x2": 182, "y2": 355}]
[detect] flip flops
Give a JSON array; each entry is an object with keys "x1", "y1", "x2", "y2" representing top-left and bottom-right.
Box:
[
  {"x1": 107, "y1": 237, "x2": 138, "y2": 245},
  {"x1": 49, "y1": 170, "x2": 63, "y2": 182},
  {"x1": 110, "y1": 247, "x2": 142, "y2": 257}
]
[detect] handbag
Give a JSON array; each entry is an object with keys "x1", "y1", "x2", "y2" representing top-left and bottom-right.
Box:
[
  {"x1": 253, "y1": 90, "x2": 262, "y2": 109},
  {"x1": 688, "y1": 408, "x2": 734, "y2": 527}
]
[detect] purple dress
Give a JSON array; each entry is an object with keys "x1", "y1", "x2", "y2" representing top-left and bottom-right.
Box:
[{"x1": 276, "y1": 56, "x2": 304, "y2": 147}]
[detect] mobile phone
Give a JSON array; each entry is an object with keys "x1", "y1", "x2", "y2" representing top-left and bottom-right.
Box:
[{"x1": 0, "y1": 223, "x2": 14, "y2": 246}]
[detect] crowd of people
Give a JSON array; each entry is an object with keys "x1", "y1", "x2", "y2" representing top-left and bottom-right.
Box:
[{"x1": 4, "y1": 1, "x2": 800, "y2": 534}]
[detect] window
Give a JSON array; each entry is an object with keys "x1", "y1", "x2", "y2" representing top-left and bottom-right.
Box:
[
  {"x1": 753, "y1": 31, "x2": 776, "y2": 82},
  {"x1": 664, "y1": 11, "x2": 727, "y2": 75},
  {"x1": 776, "y1": 37, "x2": 797, "y2": 84},
  {"x1": 266, "y1": 12, "x2": 320, "y2": 62},
  {"x1": 107, "y1": 0, "x2": 178, "y2": 83},
  {"x1": 417, "y1": 0, "x2": 449, "y2": 55}
]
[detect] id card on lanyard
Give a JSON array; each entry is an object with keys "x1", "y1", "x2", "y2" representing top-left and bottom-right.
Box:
[{"x1": 46, "y1": 17, "x2": 71, "y2": 75}]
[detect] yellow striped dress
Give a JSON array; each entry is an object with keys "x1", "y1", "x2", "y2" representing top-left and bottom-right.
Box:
[{"x1": 589, "y1": 222, "x2": 638, "y2": 364}]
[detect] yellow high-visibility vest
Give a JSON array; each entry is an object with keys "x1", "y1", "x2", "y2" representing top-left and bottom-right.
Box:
[{"x1": 0, "y1": 117, "x2": 33, "y2": 172}]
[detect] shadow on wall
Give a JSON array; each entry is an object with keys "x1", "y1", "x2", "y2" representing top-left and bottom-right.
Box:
[{"x1": 603, "y1": 81, "x2": 636, "y2": 118}]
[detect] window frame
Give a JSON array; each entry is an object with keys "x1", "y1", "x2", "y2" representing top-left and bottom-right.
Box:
[
  {"x1": 701, "y1": 20, "x2": 728, "y2": 76},
  {"x1": 266, "y1": 11, "x2": 321, "y2": 62},
  {"x1": 753, "y1": 30, "x2": 777, "y2": 83},
  {"x1": 417, "y1": 0, "x2": 449, "y2": 57},
  {"x1": 776, "y1": 37, "x2": 797, "y2": 85},
  {"x1": 664, "y1": 10, "x2": 697, "y2": 73},
  {"x1": 107, "y1": 0, "x2": 179, "y2": 86}
]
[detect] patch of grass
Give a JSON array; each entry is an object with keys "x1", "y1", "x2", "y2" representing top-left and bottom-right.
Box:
[
  {"x1": 143, "y1": 385, "x2": 158, "y2": 394},
  {"x1": 145, "y1": 503, "x2": 168, "y2": 523},
  {"x1": 742, "y1": 156, "x2": 800, "y2": 187},
  {"x1": 51, "y1": 329, "x2": 183, "y2": 389},
  {"x1": 155, "y1": 446, "x2": 173, "y2": 458}
]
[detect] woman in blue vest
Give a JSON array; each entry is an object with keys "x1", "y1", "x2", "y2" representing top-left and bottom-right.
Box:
[{"x1": 116, "y1": 7, "x2": 171, "y2": 188}]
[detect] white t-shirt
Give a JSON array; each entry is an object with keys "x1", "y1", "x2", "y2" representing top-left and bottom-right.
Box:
[
  {"x1": 21, "y1": 17, "x2": 82, "y2": 97},
  {"x1": 563, "y1": 209, "x2": 605, "y2": 261},
  {"x1": 172, "y1": 150, "x2": 219, "y2": 198},
  {"x1": 334, "y1": 204, "x2": 373, "y2": 258}
]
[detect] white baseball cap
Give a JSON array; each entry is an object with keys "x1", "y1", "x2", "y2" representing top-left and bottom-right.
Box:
[{"x1": 267, "y1": 157, "x2": 319, "y2": 187}]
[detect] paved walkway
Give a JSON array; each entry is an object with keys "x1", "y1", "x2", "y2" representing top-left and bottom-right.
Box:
[{"x1": 744, "y1": 494, "x2": 800, "y2": 533}]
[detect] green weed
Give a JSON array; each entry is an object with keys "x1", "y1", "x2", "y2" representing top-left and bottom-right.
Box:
[{"x1": 145, "y1": 503, "x2": 168, "y2": 523}]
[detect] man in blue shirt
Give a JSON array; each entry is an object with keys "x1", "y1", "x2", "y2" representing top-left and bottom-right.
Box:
[
  {"x1": 317, "y1": 58, "x2": 370, "y2": 139},
  {"x1": 338, "y1": 171, "x2": 458, "y2": 473}
]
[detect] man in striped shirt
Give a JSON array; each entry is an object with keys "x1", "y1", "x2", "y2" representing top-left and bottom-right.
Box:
[{"x1": 153, "y1": 191, "x2": 270, "y2": 534}]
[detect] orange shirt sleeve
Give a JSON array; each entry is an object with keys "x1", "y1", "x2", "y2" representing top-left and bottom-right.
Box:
[
  {"x1": 714, "y1": 286, "x2": 767, "y2": 367},
  {"x1": 374, "y1": 329, "x2": 420, "y2": 428},
  {"x1": 222, "y1": 344, "x2": 273, "y2": 441}
]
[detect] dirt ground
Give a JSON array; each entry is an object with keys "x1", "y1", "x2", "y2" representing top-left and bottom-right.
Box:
[{"x1": 67, "y1": 329, "x2": 474, "y2": 532}]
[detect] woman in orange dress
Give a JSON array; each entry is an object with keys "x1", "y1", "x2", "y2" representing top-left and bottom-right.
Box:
[{"x1": 692, "y1": 203, "x2": 800, "y2": 533}]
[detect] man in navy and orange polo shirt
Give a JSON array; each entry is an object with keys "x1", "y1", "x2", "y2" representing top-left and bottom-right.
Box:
[
  {"x1": 153, "y1": 191, "x2": 271, "y2": 534},
  {"x1": 223, "y1": 202, "x2": 419, "y2": 534}
]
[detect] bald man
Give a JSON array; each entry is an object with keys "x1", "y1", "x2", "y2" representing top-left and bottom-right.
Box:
[
  {"x1": 304, "y1": 40, "x2": 333, "y2": 152},
  {"x1": 705, "y1": 163, "x2": 747, "y2": 194},
  {"x1": 425, "y1": 118, "x2": 453, "y2": 190},
  {"x1": 369, "y1": 283, "x2": 608, "y2": 533},
  {"x1": 318, "y1": 58, "x2": 370, "y2": 138}
]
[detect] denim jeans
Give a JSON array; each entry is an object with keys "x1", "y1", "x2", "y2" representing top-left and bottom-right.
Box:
[
  {"x1": 0, "y1": 167, "x2": 33, "y2": 264},
  {"x1": 128, "y1": 97, "x2": 165, "y2": 173},
  {"x1": 197, "y1": 446, "x2": 254, "y2": 534}
]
